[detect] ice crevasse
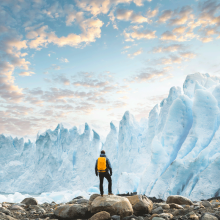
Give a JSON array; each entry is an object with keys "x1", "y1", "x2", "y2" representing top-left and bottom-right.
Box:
[{"x1": 0, "y1": 72, "x2": 220, "y2": 201}]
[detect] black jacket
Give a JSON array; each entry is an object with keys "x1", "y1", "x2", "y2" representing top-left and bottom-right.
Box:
[{"x1": 95, "y1": 153, "x2": 112, "y2": 175}]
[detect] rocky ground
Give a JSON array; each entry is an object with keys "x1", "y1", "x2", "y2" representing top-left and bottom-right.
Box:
[{"x1": 0, "y1": 194, "x2": 220, "y2": 220}]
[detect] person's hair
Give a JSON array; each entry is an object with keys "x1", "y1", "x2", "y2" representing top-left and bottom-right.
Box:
[{"x1": 101, "y1": 150, "x2": 105, "y2": 154}]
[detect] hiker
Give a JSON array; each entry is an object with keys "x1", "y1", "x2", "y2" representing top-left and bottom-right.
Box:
[{"x1": 95, "y1": 150, "x2": 113, "y2": 196}]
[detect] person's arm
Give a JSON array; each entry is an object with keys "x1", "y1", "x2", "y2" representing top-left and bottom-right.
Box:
[
  {"x1": 95, "y1": 159, "x2": 98, "y2": 176},
  {"x1": 107, "y1": 158, "x2": 112, "y2": 176}
]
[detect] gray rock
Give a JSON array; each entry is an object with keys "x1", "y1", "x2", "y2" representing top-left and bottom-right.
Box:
[
  {"x1": 152, "y1": 207, "x2": 163, "y2": 214},
  {"x1": 201, "y1": 213, "x2": 218, "y2": 220},
  {"x1": 112, "y1": 215, "x2": 120, "y2": 220},
  {"x1": 10, "y1": 204, "x2": 25, "y2": 210},
  {"x1": 29, "y1": 205, "x2": 46, "y2": 214},
  {"x1": 54, "y1": 203, "x2": 89, "y2": 219},
  {"x1": 126, "y1": 195, "x2": 153, "y2": 215},
  {"x1": 21, "y1": 197, "x2": 38, "y2": 205},
  {"x1": 152, "y1": 217, "x2": 165, "y2": 220},
  {"x1": 0, "y1": 207, "x2": 10, "y2": 215},
  {"x1": 122, "y1": 215, "x2": 138, "y2": 220},
  {"x1": 166, "y1": 195, "x2": 193, "y2": 206}
]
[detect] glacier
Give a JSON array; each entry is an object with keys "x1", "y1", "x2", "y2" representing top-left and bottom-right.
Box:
[{"x1": 1, "y1": 72, "x2": 220, "y2": 201}]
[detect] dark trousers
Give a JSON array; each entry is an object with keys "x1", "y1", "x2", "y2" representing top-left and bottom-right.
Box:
[{"x1": 99, "y1": 172, "x2": 112, "y2": 195}]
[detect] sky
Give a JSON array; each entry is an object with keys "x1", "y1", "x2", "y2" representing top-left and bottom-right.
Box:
[{"x1": 0, "y1": 0, "x2": 220, "y2": 139}]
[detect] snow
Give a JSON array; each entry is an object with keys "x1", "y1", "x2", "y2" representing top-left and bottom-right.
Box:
[{"x1": 1, "y1": 72, "x2": 220, "y2": 201}]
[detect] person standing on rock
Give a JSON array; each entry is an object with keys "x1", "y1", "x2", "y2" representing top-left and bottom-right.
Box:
[{"x1": 95, "y1": 150, "x2": 113, "y2": 196}]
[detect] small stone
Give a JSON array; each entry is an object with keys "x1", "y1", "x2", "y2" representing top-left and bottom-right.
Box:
[
  {"x1": 112, "y1": 215, "x2": 120, "y2": 220},
  {"x1": 201, "y1": 201, "x2": 212, "y2": 208},
  {"x1": 169, "y1": 203, "x2": 184, "y2": 209},
  {"x1": 0, "y1": 207, "x2": 10, "y2": 215},
  {"x1": 201, "y1": 213, "x2": 218, "y2": 220},
  {"x1": 89, "y1": 211, "x2": 111, "y2": 220},
  {"x1": 152, "y1": 217, "x2": 165, "y2": 220},
  {"x1": 152, "y1": 207, "x2": 163, "y2": 214},
  {"x1": 10, "y1": 204, "x2": 25, "y2": 211}
]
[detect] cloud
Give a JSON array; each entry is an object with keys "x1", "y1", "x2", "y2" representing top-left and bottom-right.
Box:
[
  {"x1": 60, "y1": 57, "x2": 69, "y2": 63},
  {"x1": 154, "y1": 52, "x2": 196, "y2": 65},
  {"x1": 73, "y1": 80, "x2": 109, "y2": 88},
  {"x1": 127, "y1": 67, "x2": 168, "y2": 83},
  {"x1": 199, "y1": 36, "x2": 213, "y2": 42},
  {"x1": 128, "y1": 48, "x2": 143, "y2": 58},
  {"x1": 146, "y1": 8, "x2": 159, "y2": 18},
  {"x1": 169, "y1": 6, "x2": 193, "y2": 26},
  {"x1": 160, "y1": 30, "x2": 196, "y2": 41},
  {"x1": 0, "y1": 25, "x2": 8, "y2": 34},
  {"x1": 28, "y1": 17, "x2": 104, "y2": 49},
  {"x1": 64, "y1": 4, "x2": 84, "y2": 26},
  {"x1": 0, "y1": 35, "x2": 32, "y2": 102},
  {"x1": 19, "y1": 71, "x2": 35, "y2": 76},
  {"x1": 173, "y1": 26, "x2": 187, "y2": 34},
  {"x1": 3, "y1": 104, "x2": 34, "y2": 116},
  {"x1": 123, "y1": 28, "x2": 157, "y2": 41},
  {"x1": 53, "y1": 74, "x2": 70, "y2": 85},
  {"x1": 52, "y1": 64, "x2": 61, "y2": 70},
  {"x1": 158, "y1": 10, "x2": 173, "y2": 23},
  {"x1": 116, "y1": 8, "x2": 149, "y2": 23},
  {"x1": 152, "y1": 44, "x2": 185, "y2": 53},
  {"x1": 123, "y1": 45, "x2": 131, "y2": 49},
  {"x1": 75, "y1": 0, "x2": 146, "y2": 17}
]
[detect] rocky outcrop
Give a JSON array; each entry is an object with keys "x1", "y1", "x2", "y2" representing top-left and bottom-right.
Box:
[
  {"x1": 90, "y1": 195, "x2": 133, "y2": 218},
  {"x1": 126, "y1": 195, "x2": 153, "y2": 215},
  {"x1": 166, "y1": 195, "x2": 193, "y2": 205},
  {"x1": 0, "y1": 195, "x2": 219, "y2": 220}
]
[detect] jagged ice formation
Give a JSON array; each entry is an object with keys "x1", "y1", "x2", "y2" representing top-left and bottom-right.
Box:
[{"x1": 0, "y1": 73, "x2": 220, "y2": 201}]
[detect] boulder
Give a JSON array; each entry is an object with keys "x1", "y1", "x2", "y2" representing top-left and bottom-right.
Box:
[
  {"x1": 88, "y1": 194, "x2": 101, "y2": 210},
  {"x1": 21, "y1": 197, "x2": 38, "y2": 205},
  {"x1": 186, "y1": 211, "x2": 199, "y2": 220},
  {"x1": 29, "y1": 205, "x2": 46, "y2": 214},
  {"x1": 0, "y1": 214, "x2": 17, "y2": 220},
  {"x1": 126, "y1": 195, "x2": 153, "y2": 215},
  {"x1": 201, "y1": 213, "x2": 218, "y2": 220},
  {"x1": 156, "y1": 203, "x2": 170, "y2": 209},
  {"x1": 10, "y1": 204, "x2": 25, "y2": 211},
  {"x1": 173, "y1": 208, "x2": 192, "y2": 216},
  {"x1": 169, "y1": 203, "x2": 184, "y2": 209},
  {"x1": 90, "y1": 195, "x2": 133, "y2": 218},
  {"x1": 54, "y1": 204, "x2": 89, "y2": 219},
  {"x1": 89, "y1": 211, "x2": 111, "y2": 220},
  {"x1": 0, "y1": 207, "x2": 10, "y2": 215},
  {"x1": 201, "y1": 201, "x2": 212, "y2": 208},
  {"x1": 152, "y1": 207, "x2": 163, "y2": 214},
  {"x1": 166, "y1": 195, "x2": 193, "y2": 206}
]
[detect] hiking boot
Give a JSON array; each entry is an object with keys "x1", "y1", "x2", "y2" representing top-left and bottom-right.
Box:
[
  {"x1": 101, "y1": 194, "x2": 104, "y2": 197},
  {"x1": 108, "y1": 193, "x2": 114, "y2": 195}
]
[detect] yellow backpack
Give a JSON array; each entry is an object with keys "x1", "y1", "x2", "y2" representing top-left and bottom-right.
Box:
[{"x1": 97, "y1": 157, "x2": 106, "y2": 172}]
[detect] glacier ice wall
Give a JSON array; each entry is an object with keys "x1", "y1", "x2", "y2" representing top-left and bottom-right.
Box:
[{"x1": 1, "y1": 72, "x2": 220, "y2": 200}]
